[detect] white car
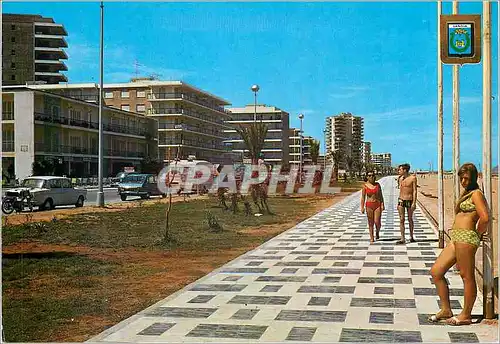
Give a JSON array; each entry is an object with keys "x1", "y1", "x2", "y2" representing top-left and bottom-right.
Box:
[{"x1": 6, "y1": 176, "x2": 87, "y2": 210}]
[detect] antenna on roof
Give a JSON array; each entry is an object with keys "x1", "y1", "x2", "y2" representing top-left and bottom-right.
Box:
[
  {"x1": 134, "y1": 59, "x2": 143, "y2": 78},
  {"x1": 149, "y1": 73, "x2": 161, "y2": 80}
]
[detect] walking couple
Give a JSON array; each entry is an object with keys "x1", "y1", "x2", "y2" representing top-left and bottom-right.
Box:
[{"x1": 360, "y1": 163, "x2": 416, "y2": 244}]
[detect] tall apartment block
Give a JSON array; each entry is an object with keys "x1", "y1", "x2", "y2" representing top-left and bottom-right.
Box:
[
  {"x1": 2, "y1": 14, "x2": 68, "y2": 85},
  {"x1": 325, "y1": 112, "x2": 364, "y2": 170},
  {"x1": 224, "y1": 105, "x2": 289, "y2": 165},
  {"x1": 1, "y1": 87, "x2": 158, "y2": 180},
  {"x1": 370, "y1": 153, "x2": 392, "y2": 170},
  {"x1": 362, "y1": 141, "x2": 371, "y2": 166},
  {"x1": 288, "y1": 128, "x2": 312, "y2": 166},
  {"x1": 28, "y1": 79, "x2": 235, "y2": 164}
]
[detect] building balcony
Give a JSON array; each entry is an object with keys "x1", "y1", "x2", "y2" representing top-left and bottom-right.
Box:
[
  {"x1": 2, "y1": 112, "x2": 14, "y2": 121},
  {"x1": 34, "y1": 112, "x2": 149, "y2": 137},
  {"x1": 158, "y1": 123, "x2": 226, "y2": 140},
  {"x1": 35, "y1": 143, "x2": 98, "y2": 155},
  {"x1": 148, "y1": 108, "x2": 229, "y2": 127},
  {"x1": 35, "y1": 59, "x2": 68, "y2": 72},
  {"x1": 34, "y1": 47, "x2": 68, "y2": 60},
  {"x1": 158, "y1": 138, "x2": 225, "y2": 151},
  {"x1": 2, "y1": 141, "x2": 14, "y2": 152},
  {"x1": 105, "y1": 149, "x2": 145, "y2": 158},
  {"x1": 147, "y1": 92, "x2": 231, "y2": 116},
  {"x1": 35, "y1": 72, "x2": 68, "y2": 83},
  {"x1": 35, "y1": 34, "x2": 68, "y2": 48},
  {"x1": 34, "y1": 22, "x2": 68, "y2": 36}
]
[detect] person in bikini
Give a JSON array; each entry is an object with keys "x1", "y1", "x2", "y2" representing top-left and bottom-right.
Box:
[
  {"x1": 429, "y1": 163, "x2": 489, "y2": 326},
  {"x1": 360, "y1": 171, "x2": 385, "y2": 244},
  {"x1": 397, "y1": 163, "x2": 417, "y2": 244}
]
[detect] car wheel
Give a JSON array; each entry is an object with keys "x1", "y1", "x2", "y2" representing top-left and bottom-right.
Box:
[
  {"x1": 141, "y1": 193, "x2": 150, "y2": 199},
  {"x1": 161, "y1": 193, "x2": 167, "y2": 198},
  {"x1": 75, "y1": 196, "x2": 84, "y2": 207},
  {"x1": 41, "y1": 198, "x2": 54, "y2": 211},
  {"x1": 120, "y1": 194, "x2": 127, "y2": 201}
]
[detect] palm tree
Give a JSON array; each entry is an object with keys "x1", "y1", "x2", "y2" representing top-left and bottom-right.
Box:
[
  {"x1": 330, "y1": 149, "x2": 343, "y2": 181},
  {"x1": 309, "y1": 139, "x2": 320, "y2": 165},
  {"x1": 235, "y1": 122, "x2": 268, "y2": 164},
  {"x1": 345, "y1": 155, "x2": 354, "y2": 181}
]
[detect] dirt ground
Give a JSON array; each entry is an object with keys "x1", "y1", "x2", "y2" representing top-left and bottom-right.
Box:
[
  {"x1": 2, "y1": 193, "x2": 349, "y2": 342},
  {"x1": 417, "y1": 174, "x2": 498, "y2": 312}
]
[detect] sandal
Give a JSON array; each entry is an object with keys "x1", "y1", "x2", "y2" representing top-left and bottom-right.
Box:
[
  {"x1": 409, "y1": 238, "x2": 416, "y2": 243},
  {"x1": 446, "y1": 316, "x2": 472, "y2": 326},
  {"x1": 396, "y1": 239, "x2": 405, "y2": 245},
  {"x1": 428, "y1": 312, "x2": 453, "y2": 323}
]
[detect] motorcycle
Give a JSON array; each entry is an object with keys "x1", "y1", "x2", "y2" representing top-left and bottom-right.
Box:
[{"x1": 2, "y1": 188, "x2": 34, "y2": 214}]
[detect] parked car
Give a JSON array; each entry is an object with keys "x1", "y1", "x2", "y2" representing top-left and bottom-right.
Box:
[
  {"x1": 5, "y1": 176, "x2": 87, "y2": 211},
  {"x1": 117, "y1": 173, "x2": 166, "y2": 201},
  {"x1": 110, "y1": 171, "x2": 133, "y2": 187}
]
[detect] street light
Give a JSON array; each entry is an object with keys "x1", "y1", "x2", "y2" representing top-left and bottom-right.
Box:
[
  {"x1": 298, "y1": 113, "x2": 304, "y2": 183},
  {"x1": 96, "y1": 1, "x2": 105, "y2": 207},
  {"x1": 251, "y1": 84, "x2": 259, "y2": 122},
  {"x1": 323, "y1": 128, "x2": 327, "y2": 170}
]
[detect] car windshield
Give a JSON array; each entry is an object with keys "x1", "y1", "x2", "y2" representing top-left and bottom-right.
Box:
[
  {"x1": 21, "y1": 178, "x2": 44, "y2": 189},
  {"x1": 122, "y1": 175, "x2": 146, "y2": 183}
]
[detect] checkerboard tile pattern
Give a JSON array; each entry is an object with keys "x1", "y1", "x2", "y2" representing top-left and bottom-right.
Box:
[{"x1": 89, "y1": 177, "x2": 498, "y2": 343}]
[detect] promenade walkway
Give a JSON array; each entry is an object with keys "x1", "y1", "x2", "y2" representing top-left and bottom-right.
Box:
[{"x1": 89, "y1": 177, "x2": 498, "y2": 343}]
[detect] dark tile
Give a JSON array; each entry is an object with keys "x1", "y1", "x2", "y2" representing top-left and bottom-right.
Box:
[
  {"x1": 368, "y1": 251, "x2": 407, "y2": 255},
  {"x1": 281, "y1": 268, "x2": 299, "y2": 274},
  {"x1": 292, "y1": 251, "x2": 329, "y2": 255},
  {"x1": 286, "y1": 327, "x2": 317, "y2": 341},
  {"x1": 265, "y1": 250, "x2": 279, "y2": 254},
  {"x1": 245, "y1": 255, "x2": 283, "y2": 260},
  {"x1": 374, "y1": 287, "x2": 394, "y2": 295},
  {"x1": 364, "y1": 262, "x2": 409, "y2": 267},
  {"x1": 186, "y1": 324, "x2": 268, "y2": 340},
  {"x1": 276, "y1": 310, "x2": 347, "y2": 322},
  {"x1": 276, "y1": 261, "x2": 319, "y2": 267},
  {"x1": 408, "y1": 256, "x2": 435, "y2": 261},
  {"x1": 137, "y1": 322, "x2": 175, "y2": 336},
  {"x1": 308, "y1": 297, "x2": 331, "y2": 306},
  {"x1": 339, "y1": 328, "x2": 422, "y2": 342},
  {"x1": 255, "y1": 276, "x2": 307, "y2": 282},
  {"x1": 296, "y1": 255, "x2": 312, "y2": 260},
  {"x1": 223, "y1": 276, "x2": 242, "y2": 282},
  {"x1": 307, "y1": 246, "x2": 321, "y2": 250},
  {"x1": 222, "y1": 268, "x2": 268, "y2": 273},
  {"x1": 379, "y1": 256, "x2": 395, "y2": 261},
  {"x1": 188, "y1": 295, "x2": 216, "y2": 303},
  {"x1": 145, "y1": 307, "x2": 217, "y2": 318},
  {"x1": 429, "y1": 277, "x2": 450, "y2": 285},
  {"x1": 438, "y1": 299, "x2": 462, "y2": 309},
  {"x1": 231, "y1": 309, "x2": 259, "y2": 320},
  {"x1": 377, "y1": 268, "x2": 394, "y2": 275},
  {"x1": 421, "y1": 251, "x2": 436, "y2": 256},
  {"x1": 394, "y1": 299, "x2": 416, "y2": 308},
  {"x1": 265, "y1": 247, "x2": 296, "y2": 251},
  {"x1": 324, "y1": 256, "x2": 365, "y2": 261},
  {"x1": 350, "y1": 298, "x2": 415, "y2": 308},
  {"x1": 323, "y1": 276, "x2": 342, "y2": 283},
  {"x1": 298, "y1": 285, "x2": 355, "y2": 294},
  {"x1": 246, "y1": 261, "x2": 263, "y2": 266},
  {"x1": 411, "y1": 269, "x2": 430, "y2": 275},
  {"x1": 190, "y1": 284, "x2": 247, "y2": 292},
  {"x1": 260, "y1": 285, "x2": 283, "y2": 292},
  {"x1": 341, "y1": 251, "x2": 355, "y2": 255},
  {"x1": 448, "y1": 332, "x2": 479, "y2": 343},
  {"x1": 312, "y1": 268, "x2": 361, "y2": 275},
  {"x1": 228, "y1": 295, "x2": 291, "y2": 305},
  {"x1": 333, "y1": 261, "x2": 349, "y2": 267},
  {"x1": 358, "y1": 277, "x2": 412, "y2": 284},
  {"x1": 414, "y1": 287, "x2": 463, "y2": 296},
  {"x1": 369, "y1": 312, "x2": 394, "y2": 324}
]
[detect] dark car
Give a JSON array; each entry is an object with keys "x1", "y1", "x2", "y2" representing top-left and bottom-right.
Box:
[{"x1": 117, "y1": 173, "x2": 166, "y2": 201}]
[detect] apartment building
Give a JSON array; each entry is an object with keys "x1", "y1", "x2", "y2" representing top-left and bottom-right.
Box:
[
  {"x1": 288, "y1": 128, "x2": 312, "y2": 166},
  {"x1": 371, "y1": 152, "x2": 392, "y2": 169},
  {"x1": 362, "y1": 141, "x2": 372, "y2": 166},
  {"x1": 325, "y1": 112, "x2": 364, "y2": 170},
  {"x1": 224, "y1": 105, "x2": 289, "y2": 165},
  {"x1": 29, "y1": 79, "x2": 234, "y2": 164},
  {"x1": 2, "y1": 14, "x2": 68, "y2": 85},
  {"x1": 1, "y1": 87, "x2": 158, "y2": 180}
]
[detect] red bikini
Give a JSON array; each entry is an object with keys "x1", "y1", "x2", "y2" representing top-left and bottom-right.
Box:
[{"x1": 365, "y1": 183, "x2": 382, "y2": 210}]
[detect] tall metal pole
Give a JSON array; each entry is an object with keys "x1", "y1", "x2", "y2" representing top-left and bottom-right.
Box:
[
  {"x1": 437, "y1": 0, "x2": 445, "y2": 248},
  {"x1": 299, "y1": 114, "x2": 304, "y2": 183},
  {"x1": 323, "y1": 129, "x2": 327, "y2": 170},
  {"x1": 251, "y1": 85, "x2": 259, "y2": 122},
  {"x1": 452, "y1": 0, "x2": 460, "y2": 202},
  {"x1": 96, "y1": 1, "x2": 105, "y2": 207},
  {"x1": 481, "y1": 0, "x2": 494, "y2": 320}
]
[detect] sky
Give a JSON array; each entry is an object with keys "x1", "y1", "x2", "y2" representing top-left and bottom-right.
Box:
[{"x1": 3, "y1": 0, "x2": 499, "y2": 170}]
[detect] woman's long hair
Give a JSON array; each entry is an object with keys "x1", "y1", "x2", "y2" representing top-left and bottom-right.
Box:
[
  {"x1": 454, "y1": 163, "x2": 480, "y2": 214},
  {"x1": 364, "y1": 170, "x2": 375, "y2": 183}
]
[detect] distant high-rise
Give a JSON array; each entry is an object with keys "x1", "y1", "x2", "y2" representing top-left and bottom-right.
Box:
[
  {"x1": 2, "y1": 14, "x2": 68, "y2": 85},
  {"x1": 325, "y1": 112, "x2": 364, "y2": 170},
  {"x1": 362, "y1": 141, "x2": 371, "y2": 166},
  {"x1": 371, "y1": 153, "x2": 392, "y2": 170}
]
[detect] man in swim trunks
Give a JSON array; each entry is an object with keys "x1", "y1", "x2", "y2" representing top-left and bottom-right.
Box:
[{"x1": 397, "y1": 163, "x2": 417, "y2": 244}]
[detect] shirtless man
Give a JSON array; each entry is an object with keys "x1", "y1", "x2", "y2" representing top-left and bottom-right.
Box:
[{"x1": 397, "y1": 163, "x2": 417, "y2": 244}]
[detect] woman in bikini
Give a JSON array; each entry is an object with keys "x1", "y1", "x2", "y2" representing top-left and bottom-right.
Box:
[
  {"x1": 429, "y1": 163, "x2": 490, "y2": 326},
  {"x1": 360, "y1": 171, "x2": 385, "y2": 243}
]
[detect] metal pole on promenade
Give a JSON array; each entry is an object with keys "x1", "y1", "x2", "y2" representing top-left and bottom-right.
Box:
[
  {"x1": 437, "y1": 0, "x2": 445, "y2": 248},
  {"x1": 299, "y1": 114, "x2": 304, "y2": 183},
  {"x1": 251, "y1": 85, "x2": 259, "y2": 122},
  {"x1": 96, "y1": 1, "x2": 105, "y2": 207},
  {"x1": 481, "y1": 0, "x2": 494, "y2": 320},
  {"x1": 452, "y1": 0, "x2": 461, "y2": 203}
]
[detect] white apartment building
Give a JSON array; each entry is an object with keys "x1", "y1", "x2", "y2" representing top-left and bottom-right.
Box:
[
  {"x1": 224, "y1": 105, "x2": 289, "y2": 165},
  {"x1": 288, "y1": 128, "x2": 312, "y2": 166},
  {"x1": 325, "y1": 112, "x2": 364, "y2": 170},
  {"x1": 371, "y1": 152, "x2": 392, "y2": 169},
  {"x1": 362, "y1": 141, "x2": 371, "y2": 166}
]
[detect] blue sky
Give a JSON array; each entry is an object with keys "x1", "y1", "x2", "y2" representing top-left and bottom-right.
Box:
[{"x1": 4, "y1": 1, "x2": 499, "y2": 170}]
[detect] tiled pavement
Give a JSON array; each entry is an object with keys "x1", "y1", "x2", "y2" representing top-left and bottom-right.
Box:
[{"x1": 89, "y1": 177, "x2": 498, "y2": 343}]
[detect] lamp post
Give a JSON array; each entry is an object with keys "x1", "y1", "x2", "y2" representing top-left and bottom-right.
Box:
[
  {"x1": 298, "y1": 113, "x2": 304, "y2": 183},
  {"x1": 251, "y1": 84, "x2": 259, "y2": 122},
  {"x1": 323, "y1": 128, "x2": 327, "y2": 170},
  {"x1": 96, "y1": 1, "x2": 105, "y2": 207}
]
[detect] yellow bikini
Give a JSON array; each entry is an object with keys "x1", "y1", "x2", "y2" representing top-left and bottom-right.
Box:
[{"x1": 450, "y1": 192, "x2": 480, "y2": 247}]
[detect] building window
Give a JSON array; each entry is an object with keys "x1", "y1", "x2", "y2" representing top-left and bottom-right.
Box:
[
  {"x1": 10, "y1": 63, "x2": 15, "y2": 69},
  {"x1": 121, "y1": 91, "x2": 129, "y2": 99},
  {"x1": 11, "y1": 24, "x2": 16, "y2": 30},
  {"x1": 10, "y1": 37, "x2": 15, "y2": 43},
  {"x1": 104, "y1": 91, "x2": 114, "y2": 99},
  {"x1": 10, "y1": 75, "x2": 15, "y2": 81},
  {"x1": 136, "y1": 104, "x2": 145, "y2": 113},
  {"x1": 52, "y1": 105, "x2": 60, "y2": 118},
  {"x1": 70, "y1": 109, "x2": 81, "y2": 121},
  {"x1": 121, "y1": 104, "x2": 130, "y2": 111},
  {"x1": 11, "y1": 50, "x2": 15, "y2": 56},
  {"x1": 136, "y1": 90, "x2": 146, "y2": 98}
]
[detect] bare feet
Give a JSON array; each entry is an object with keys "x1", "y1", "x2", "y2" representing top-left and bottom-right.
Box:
[{"x1": 428, "y1": 309, "x2": 453, "y2": 322}]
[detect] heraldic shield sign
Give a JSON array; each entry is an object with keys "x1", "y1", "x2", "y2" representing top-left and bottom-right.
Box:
[{"x1": 440, "y1": 14, "x2": 481, "y2": 64}]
